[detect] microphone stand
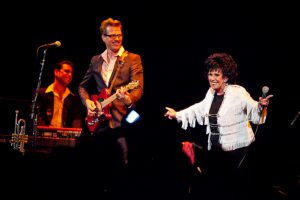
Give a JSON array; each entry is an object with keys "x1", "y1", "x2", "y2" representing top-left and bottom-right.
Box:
[
  {"x1": 30, "y1": 48, "x2": 48, "y2": 151},
  {"x1": 290, "y1": 111, "x2": 299, "y2": 126}
]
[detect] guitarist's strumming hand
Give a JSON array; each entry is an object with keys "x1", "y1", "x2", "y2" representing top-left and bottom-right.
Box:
[
  {"x1": 86, "y1": 99, "x2": 103, "y2": 117},
  {"x1": 116, "y1": 86, "x2": 132, "y2": 107}
]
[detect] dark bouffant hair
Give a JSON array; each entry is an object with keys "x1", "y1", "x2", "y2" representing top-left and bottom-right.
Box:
[{"x1": 204, "y1": 52, "x2": 238, "y2": 84}]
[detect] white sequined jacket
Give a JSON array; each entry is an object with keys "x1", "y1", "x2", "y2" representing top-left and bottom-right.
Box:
[{"x1": 176, "y1": 85, "x2": 266, "y2": 151}]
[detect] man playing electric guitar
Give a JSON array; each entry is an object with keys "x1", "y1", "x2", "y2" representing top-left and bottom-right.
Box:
[
  {"x1": 86, "y1": 81, "x2": 140, "y2": 132},
  {"x1": 77, "y1": 18, "x2": 144, "y2": 197}
]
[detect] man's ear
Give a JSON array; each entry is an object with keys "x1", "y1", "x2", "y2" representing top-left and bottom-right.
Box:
[
  {"x1": 54, "y1": 68, "x2": 60, "y2": 75},
  {"x1": 101, "y1": 34, "x2": 106, "y2": 42}
]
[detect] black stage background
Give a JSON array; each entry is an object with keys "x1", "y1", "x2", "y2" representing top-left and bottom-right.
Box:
[{"x1": 1, "y1": 1, "x2": 299, "y2": 199}]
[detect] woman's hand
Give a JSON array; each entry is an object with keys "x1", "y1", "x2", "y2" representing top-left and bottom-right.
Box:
[
  {"x1": 259, "y1": 94, "x2": 274, "y2": 107},
  {"x1": 164, "y1": 107, "x2": 177, "y2": 120}
]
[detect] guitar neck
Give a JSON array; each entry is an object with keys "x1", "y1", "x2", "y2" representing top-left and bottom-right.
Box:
[
  {"x1": 98, "y1": 81, "x2": 138, "y2": 109},
  {"x1": 101, "y1": 93, "x2": 117, "y2": 108}
]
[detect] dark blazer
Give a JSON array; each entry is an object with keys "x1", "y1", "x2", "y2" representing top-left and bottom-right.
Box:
[
  {"x1": 37, "y1": 88, "x2": 83, "y2": 128},
  {"x1": 78, "y1": 51, "x2": 144, "y2": 130}
]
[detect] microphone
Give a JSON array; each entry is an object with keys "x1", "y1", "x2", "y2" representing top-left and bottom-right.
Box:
[
  {"x1": 262, "y1": 86, "x2": 269, "y2": 98},
  {"x1": 260, "y1": 86, "x2": 270, "y2": 112},
  {"x1": 39, "y1": 41, "x2": 61, "y2": 48}
]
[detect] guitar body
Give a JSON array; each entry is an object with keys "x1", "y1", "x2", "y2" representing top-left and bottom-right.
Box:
[
  {"x1": 85, "y1": 81, "x2": 139, "y2": 133},
  {"x1": 86, "y1": 89, "x2": 112, "y2": 132}
]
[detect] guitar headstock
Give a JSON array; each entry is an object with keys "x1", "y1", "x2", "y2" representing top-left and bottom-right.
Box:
[{"x1": 125, "y1": 81, "x2": 139, "y2": 90}]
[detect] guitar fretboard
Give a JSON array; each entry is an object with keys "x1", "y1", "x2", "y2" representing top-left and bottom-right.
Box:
[{"x1": 101, "y1": 93, "x2": 117, "y2": 108}]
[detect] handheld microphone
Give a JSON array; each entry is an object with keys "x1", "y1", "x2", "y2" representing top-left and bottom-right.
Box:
[
  {"x1": 39, "y1": 41, "x2": 61, "y2": 48},
  {"x1": 262, "y1": 86, "x2": 269, "y2": 98},
  {"x1": 260, "y1": 86, "x2": 270, "y2": 112}
]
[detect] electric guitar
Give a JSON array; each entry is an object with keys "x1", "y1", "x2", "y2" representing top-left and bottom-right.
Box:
[{"x1": 86, "y1": 81, "x2": 139, "y2": 132}]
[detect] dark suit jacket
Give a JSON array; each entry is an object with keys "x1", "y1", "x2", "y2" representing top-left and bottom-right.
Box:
[{"x1": 78, "y1": 51, "x2": 144, "y2": 130}]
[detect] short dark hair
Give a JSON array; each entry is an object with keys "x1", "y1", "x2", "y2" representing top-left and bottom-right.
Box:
[
  {"x1": 204, "y1": 52, "x2": 238, "y2": 84},
  {"x1": 99, "y1": 18, "x2": 122, "y2": 35},
  {"x1": 54, "y1": 60, "x2": 74, "y2": 70}
]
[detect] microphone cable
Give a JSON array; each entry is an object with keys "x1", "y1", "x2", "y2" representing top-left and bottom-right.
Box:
[{"x1": 237, "y1": 106, "x2": 267, "y2": 168}]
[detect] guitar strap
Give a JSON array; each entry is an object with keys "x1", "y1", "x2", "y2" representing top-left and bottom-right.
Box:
[{"x1": 107, "y1": 50, "x2": 128, "y2": 95}]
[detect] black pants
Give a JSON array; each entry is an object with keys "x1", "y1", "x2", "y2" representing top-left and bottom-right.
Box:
[
  {"x1": 191, "y1": 146, "x2": 251, "y2": 200},
  {"x1": 74, "y1": 127, "x2": 130, "y2": 198}
]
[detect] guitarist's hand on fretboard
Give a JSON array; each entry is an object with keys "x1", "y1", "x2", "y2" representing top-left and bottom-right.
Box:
[{"x1": 116, "y1": 87, "x2": 132, "y2": 107}]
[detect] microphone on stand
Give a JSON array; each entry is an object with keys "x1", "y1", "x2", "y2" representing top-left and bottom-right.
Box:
[
  {"x1": 39, "y1": 41, "x2": 61, "y2": 48},
  {"x1": 32, "y1": 40, "x2": 62, "y2": 148},
  {"x1": 36, "y1": 40, "x2": 61, "y2": 56}
]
